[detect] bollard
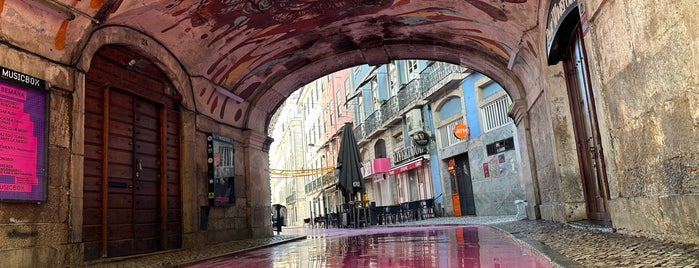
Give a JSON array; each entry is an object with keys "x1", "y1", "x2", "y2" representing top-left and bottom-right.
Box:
[{"x1": 514, "y1": 200, "x2": 527, "y2": 220}]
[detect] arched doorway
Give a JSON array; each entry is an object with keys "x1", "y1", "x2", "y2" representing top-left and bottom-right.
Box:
[{"x1": 82, "y1": 45, "x2": 183, "y2": 260}]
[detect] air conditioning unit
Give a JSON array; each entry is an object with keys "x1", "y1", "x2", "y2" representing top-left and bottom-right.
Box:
[{"x1": 405, "y1": 108, "x2": 423, "y2": 135}]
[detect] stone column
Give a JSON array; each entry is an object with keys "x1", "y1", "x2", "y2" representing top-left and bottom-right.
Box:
[
  {"x1": 509, "y1": 99, "x2": 541, "y2": 219},
  {"x1": 242, "y1": 130, "x2": 274, "y2": 238}
]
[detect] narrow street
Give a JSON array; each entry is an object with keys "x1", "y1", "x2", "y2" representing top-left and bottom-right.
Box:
[
  {"x1": 82, "y1": 216, "x2": 699, "y2": 267},
  {"x1": 187, "y1": 225, "x2": 552, "y2": 267}
]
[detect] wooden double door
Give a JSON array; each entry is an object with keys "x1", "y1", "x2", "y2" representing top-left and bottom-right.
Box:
[
  {"x1": 563, "y1": 26, "x2": 611, "y2": 222},
  {"x1": 82, "y1": 46, "x2": 182, "y2": 260}
]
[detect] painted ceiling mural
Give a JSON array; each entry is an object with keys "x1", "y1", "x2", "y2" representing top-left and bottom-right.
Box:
[{"x1": 0, "y1": 0, "x2": 538, "y2": 129}]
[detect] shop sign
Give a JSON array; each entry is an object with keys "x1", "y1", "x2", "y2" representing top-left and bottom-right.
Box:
[
  {"x1": 412, "y1": 131, "x2": 430, "y2": 147},
  {"x1": 453, "y1": 123, "x2": 469, "y2": 139},
  {"x1": 545, "y1": 0, "x2": 578, "y2": 63}
]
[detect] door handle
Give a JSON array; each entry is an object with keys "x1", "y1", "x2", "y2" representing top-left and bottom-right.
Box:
[{"x1": 136, "y1": 159, "x2": 142, "y2": 178}]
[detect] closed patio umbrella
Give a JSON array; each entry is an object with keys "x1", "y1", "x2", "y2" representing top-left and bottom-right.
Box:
[{"x1": 336, "y1": 122, "x2": 364, "y2": 203}]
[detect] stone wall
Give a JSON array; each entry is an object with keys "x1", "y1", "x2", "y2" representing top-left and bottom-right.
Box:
[
  {"x1": 469, "y1": 124, "x2": 525, "y2": 215},
  {"x1": 583, "y1": 0, "x2": 699, "y2": 243}
]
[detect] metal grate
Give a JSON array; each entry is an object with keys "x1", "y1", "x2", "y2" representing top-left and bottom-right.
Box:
[
  {"x1": 438, "y1": 118, "x2": 466, "y2": 148},
  {"x1": 480, "y1": 95, "x2": 512, "y2": 132}
]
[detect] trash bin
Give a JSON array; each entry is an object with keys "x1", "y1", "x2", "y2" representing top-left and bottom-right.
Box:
[{"x1": 514, "y1": 200, "x2": 527, "y2": 220}]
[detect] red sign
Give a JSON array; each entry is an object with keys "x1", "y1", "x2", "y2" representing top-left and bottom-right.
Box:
[
  {"x1": 483, "y1": 163, "x2": 490, "y2": 178},
  {"x1": 388, "y1": 159, "x2": 423, "y2": 175},
  {"x1": 453, "y1": 123, "x2": 469, "y2": 139}
]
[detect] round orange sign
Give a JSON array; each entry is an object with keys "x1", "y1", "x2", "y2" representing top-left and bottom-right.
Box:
[{"x1": 453, "y1": 123, "x2": 469, "y2": 139}]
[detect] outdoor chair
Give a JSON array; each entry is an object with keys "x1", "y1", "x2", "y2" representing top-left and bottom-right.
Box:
[{"x1": 420, "y1": 199, "x2": 435, "y2": 219}]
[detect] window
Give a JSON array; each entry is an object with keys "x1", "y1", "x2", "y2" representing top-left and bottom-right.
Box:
[
  {"x1": 480, "y1": 95, "x2": 512, "y2": 132},
  {"x1": 438, "y1": 118, "x2": 466, "y2": 148},
  {"x1": 336, "y1": 88, "x2": 344, "y2": 117},
  {"x1": 388, "y1": 62, "x2": 399, "y2": 96},
  {"x1": 406, "y1": 60, "x2": 419, "y2": 80}
]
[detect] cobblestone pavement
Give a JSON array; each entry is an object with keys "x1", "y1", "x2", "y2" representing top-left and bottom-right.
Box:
[{"x1": 84, "y1": 215, "x2": 699, "y2": 267}]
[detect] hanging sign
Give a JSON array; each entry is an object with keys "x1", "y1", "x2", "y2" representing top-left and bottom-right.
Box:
[
  {"x1": 453, "y1": 123, "x2": 469, "y2": 140},
  {"x1": 0, "y1": 67, "x2": 48, "y2": 202},
  {"x1": 207, "y1": 133, "x2": 235, "y2": 206},
  {"x1": 412, "y1": 131, "x2": 430, "y2": 147}
]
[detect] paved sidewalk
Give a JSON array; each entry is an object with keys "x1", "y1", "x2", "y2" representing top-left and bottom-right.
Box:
[{"x1": 84, "y1": 216, "x2": 699, "y2": 267}]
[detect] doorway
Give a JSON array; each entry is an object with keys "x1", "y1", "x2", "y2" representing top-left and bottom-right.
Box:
[
  {"x1": 562, "y1": 25, "x2": 611, "y2": 222},
  {"x1": 454, "y1": 154, "x2": 476, "y2": 216},
  {"x1": 82, "y1": 45, "x2": 182, "y2": 260}
]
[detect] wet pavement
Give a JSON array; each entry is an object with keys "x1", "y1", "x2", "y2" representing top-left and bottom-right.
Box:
[
  {"x1": 187, "y1": 225, "x2": 552, "y2": 267},
  {"x1": 84, "y1": 215, "x2": 699, "y2": 268}
]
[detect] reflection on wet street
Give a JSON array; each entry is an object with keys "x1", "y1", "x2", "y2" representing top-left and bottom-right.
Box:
[{"x1": 187, "y1": 226, "x2": 552, "y2": 267}]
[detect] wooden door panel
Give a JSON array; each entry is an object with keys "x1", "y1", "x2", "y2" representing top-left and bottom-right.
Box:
[
  {"x1": 106, "y1": 240, "x2": 133, "y2": 257},
  {"x1": 109, "y1": 90, "x2": 134, "y2": 108},
  {"x1": 108, "y1": 209, "x2": 133, "y2": 224},
  {"x1": 83, "y1": 192, "x2": 102, "y2": 208},
  {"x1": 135, "y1": 101, "x2": 159, "y2": 116},
  {"x1": 134, "y1": 210, "x2": 159, "y2": 224},
  {"x1": 134, "y1": 128, "x2": 158, "y2": 143},
  {"x1": 84, "y1": 45, "x2": 181, "y2": 260},
  {"x1": 84, "y1": 127, "x2": 103, "y2": 145},
  {"x1": 108, "y1": 121, "x2": 134, "y2": 138},
  {"x1": 106, "y1": 149, "x2": 133, "y2": 165},
  {"x1": 135, "y1": 142, "x2": 159, "y2": 155},
  {"x1": 83, "y1": 144, "x2": 105, "y2": 160},
  {"x1": 166, "y1": 182, "x2": 180, "y2": 196},
  {"x1": 82, "y1": 176, "x2": 102, "y2": 194},
  {"x1": 109, "y1": 108, "x2": 134, "y2": 124},
  {"x1": 84, "y1": 97, "x2": 104, "y2": 114},
  {"x1": 107, "y1": 224, "x2": 134, "y2": 240},
  {"x1": 134, "y1": 195, "x2": 159, "y2": 209},
  {"x1": 107, "y1": 163, "x2": 134, "y2": 179},
  {"x1": 108, "y1": 193, "x2": 133, "y2": 209},
  {"x1": 135, "y1": 116, "x2": 159, "y2": 130},
  {"x1": 84, "y1": 113, "x2": 104, "y2": 129},
  {"x1": 108, "y1": 135, "x2": 135, "y2": 152},
  {"x1": 134, "y1": 237, "x2": 160, "y2": 253},
  {"x1": 134, "y1": 181, "x2": 159, "y2": 193}
]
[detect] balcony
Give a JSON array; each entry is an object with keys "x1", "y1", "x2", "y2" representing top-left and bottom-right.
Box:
[
  {"x1": 352, "y1": 63, "x2": 467, "y2": 143},
  {"x1": 304, "y1": 170, "x2": 339, "y2": 195},
  {"x1": 353, "y1": 123, "x2": 366, "y2": 143},
  {"x1": 361, "y1": 158, "x2": 391, "y2": 178},
  {"x1": 364, "y1": 109, "x2": 382, "y2": 138},
  {"x1": 379, "y1": 96, "x2": 401, "y2": 129},
  {"x1": 286, "y1": 192, "x2": 296, "y2": 204},
  {"x1": 421, "y1": 62, "x2": 468, "y2": 100},
  {"x1": 398, "y1": 78, "x2": 423, "y2": 111},
  {"x1": 393, "y1": 146, "x2": 429, "y2": 165}
]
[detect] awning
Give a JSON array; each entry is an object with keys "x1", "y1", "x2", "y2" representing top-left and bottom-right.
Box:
[{"x1": 388, "y1": 158, "x2": 424, "y2": 175}]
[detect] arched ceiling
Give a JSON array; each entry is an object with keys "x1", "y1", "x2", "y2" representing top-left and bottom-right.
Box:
[{"x1": 1, "y1": 0, "x2": 543, "y2": 132}]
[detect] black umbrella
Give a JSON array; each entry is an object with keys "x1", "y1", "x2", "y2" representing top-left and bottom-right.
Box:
[{"x1": 336, "y1": 122, "x2": 364, "y2": 203}]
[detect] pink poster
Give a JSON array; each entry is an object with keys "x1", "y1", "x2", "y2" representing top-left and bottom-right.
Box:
[{"x1": 0, "y1": 72, "x2": 46, "y2": 202}]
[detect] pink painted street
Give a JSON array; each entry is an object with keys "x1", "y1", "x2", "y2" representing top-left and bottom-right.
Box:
[{"x1": 186, "y1": 225, "x2": 552, "y2": 268}]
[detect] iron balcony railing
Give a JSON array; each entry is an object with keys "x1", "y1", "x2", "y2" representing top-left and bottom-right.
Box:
[
  {"x1": 286, "y1": 192, "x2": 296, "y2": 204},
  {"x1": 353, "y1": 123, "x2": 366, "y2": 142},
  {"x1": 304, "y1": 170, "x2": 339, "y2": 194},
  {"x1": 420, "y1": 62, "x2": 464, "y2": 94},
  {"x1": 354, "y1": 63, "x2": 466, "y2": 142},
  {"x1": 380, "y1": 95, "x2": 400, "y2": 124},
  {"x1": 397, "y1": 78, "x2": 422, "y2": 109},
  {"x1": 364, "y1": 109, "x2": 382, "y2": 136}
]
